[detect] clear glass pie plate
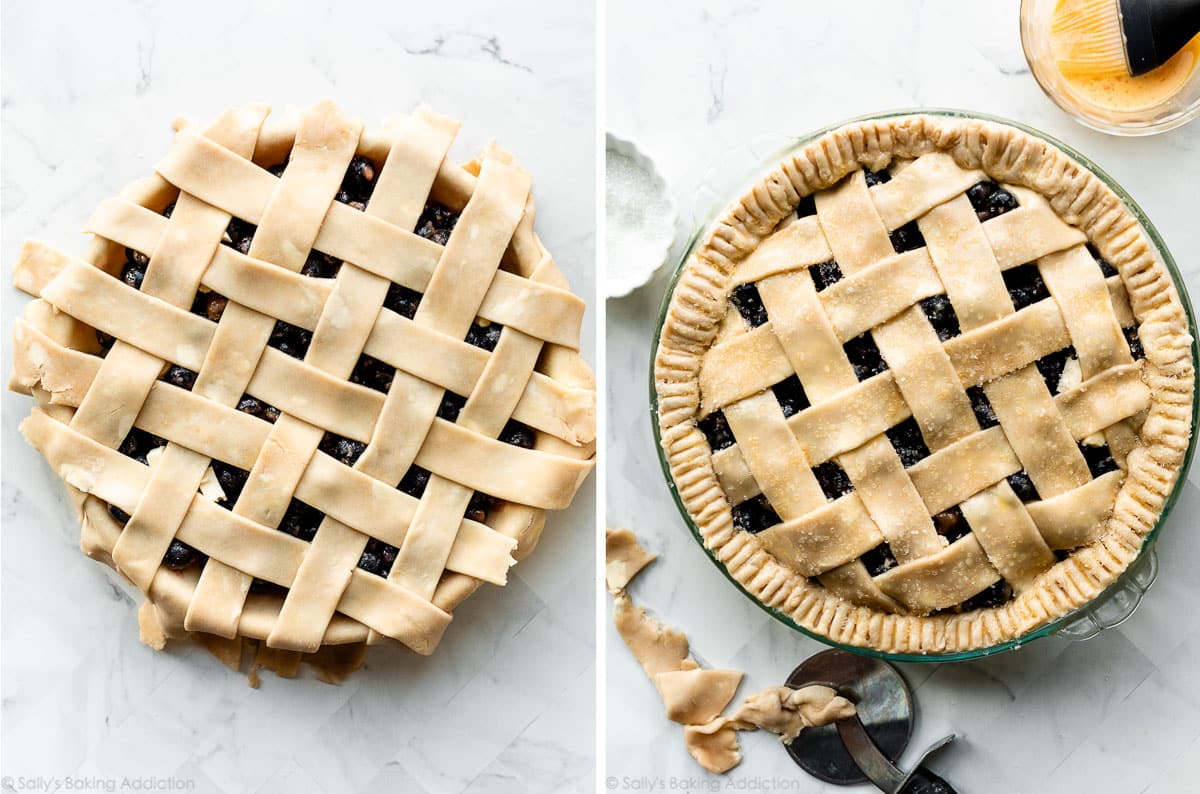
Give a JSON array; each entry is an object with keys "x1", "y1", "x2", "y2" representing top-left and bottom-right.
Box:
[{"x1": 649, "y1": 109, "x2": 1200, "y2": 662}]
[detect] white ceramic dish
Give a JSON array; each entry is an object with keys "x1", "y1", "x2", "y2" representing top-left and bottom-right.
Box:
[{"x1": 605, "y1": 132, "x2": 677, "y2": 298}]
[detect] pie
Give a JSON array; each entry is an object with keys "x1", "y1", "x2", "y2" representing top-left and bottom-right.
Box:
[
  {"x1": 654, "y1": 113, "x2": 1194, "y2": 655},
  {"x1": 10, "y1": 100, "x2": 595, "y2": 679}
]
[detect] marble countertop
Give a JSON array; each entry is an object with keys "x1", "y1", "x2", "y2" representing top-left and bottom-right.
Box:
[
  {"x1": 605, "y1": 1, "x2": 1200, "y2": 792},
  {"x1": 1, "y1": 2, "x2": 594, "y2": 793}
]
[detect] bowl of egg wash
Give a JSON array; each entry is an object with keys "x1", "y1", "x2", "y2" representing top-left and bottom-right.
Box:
[{"x1": 1021, "y1": 0, "x2": 1200, "y2": 134}]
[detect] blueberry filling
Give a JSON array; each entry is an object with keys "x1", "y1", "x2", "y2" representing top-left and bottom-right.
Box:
[
  {"x1": 889, "y1": 221, "x2": 926, "y2": 254},
  {"x1": 211, "y1": 461, "x2": 249, "y2": 508},
  {"x1": 267, "y1": 320, "x2": 312, "y2": 359},
  {"x1": 731, "y1": 495, "x2": 781, "y2": 534},
  {"x1": 863, "y1": 168, "x2": 892, "y2": 187},
  {"x1": 933, "y1": 506, "x2": 971, "y2": 543},
  {"x1": 278, "y1": 498, "x2": 324, "y2": 542},
  {"x1": 967, "y1": 181, "x2": 1018, "y2": 222},
  {"x1": 466, "y1": 491, "x2": 496, "y2": 523},
  {"x1": 1079, "y1": 443, "x2": 1119, "y2": 477},
  {"x1": 190, "y1": 290, "x2": 228, "y2": 323},
  {"x1": 843, "y1": 332, "x2": 888, "y2": 381},
  {"x1": 162, "y1": 201, "x2": 176, "y2": 219},
  {"x1": 813, "y1": 461, "x2": 853, "y2": 500},
  {"x1": 860, "y1": 542, "x2": 898, "y2": 577},
  {"x1": 1088, "y1": 243, "x2": 1119, "y2": 278},
  {"x1": 108, "y1": 504, "x2": 132, "y2": 524},
  {"x1": 500, "y1": 419, "x2": 536, "y2": 449},
  {"x1": 119, "y1": 427, "x2": 166, "y2": 465},
  {"x1": 437, "y1": 392, "x2": 467, "y2": 423},
  {"x1": 810, "y1": 260, "x2": 843, "y2": 292},
  {"x1": 795, "y1": 194, "x2": 817, "y2": 219},
  {"x1": 967, "y1": 386, "x2": 999, "y2": 429},
  {"x1": 886, "y1": 417, "x2": 931, "y2": 467},
  {"x1": 1124, "y1": 326, "x2": 1144, "y2": 360},
  {"x1": 1007, "y1": 470, "x2": 1040, "y2": 502},
  {"x1": 730, "y1": 283, "x2": 769, "y2": 327},
  {"x1": 224, "y1": 218, "x2": 256, "y2": 254},
  {"x1": 342, "y1": 156, "x2": 376, "y2": 202},
  {"x1": 1035, "y1": 345, "x2": 1076, "y2": 394},
  {"x1": 920, "y1": 295, "x2": 961, "y2": 341},
  {"x1": 237, "y1": 394, "x2": 280, "y2": 423},
  {"x1": 319, "y1": 433, "x2": 366, "y2": 467},
  {"x1": 162, "y1": 539, "x2": 204, "y2": 571},
  {"x1": 161, "y1": 365, "x2": 197, "y2": 391},
  {"x1": 398, "y1": 465, "x2": 431, "y2": 499},
  {"x1": 349, "y1": 354, "x2": 396, "y2": 394},
  {"x1": 1003, "y1": 263, "x2": 1050, "y2": 311},
  {"x1": 268, "y1": 161, "x2": 288, "y2": 178},
  {"x1": 358, "y1": 538, "x2": 399, "y2": 577},
  {"x1": 698, "y1": 411, "x2": 735, "y2": 451},
  {"x1": 301, "y1": 250, "x2": 343, "y2": 279},
  {"x1": 121, "y1": 260, "x2": 146, "y2": 290},
  {"x1": 773, "y1": 375, "x2": 810, "y2": 418},
  {"x1": 126, "y1": 247, "x2": 150, "y2": 268},
  {"x1": 466, "y1": 321, "x2": 503, "y2": 351},
  {"x1": 415, "y1": 202, "x2": 460, "y2": 245},
  {"x1": 249, "y1": 578, "x2": 286, "y2": 596},
  {"x1": 96, "y1": 329, "x2": 116, "y2": 350},
  {"x1": 959, "y1": 580, "x2": 1013, "y2": 611},
  {"x1": 384, "y1": 284, "x2": 422, "y2": 319}
]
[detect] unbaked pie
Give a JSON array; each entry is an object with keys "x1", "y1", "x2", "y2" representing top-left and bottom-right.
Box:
[
  {"x1": 10, "y1": 100, "x2": 595, "y2": 680},
  {"x1": 654, "y1": 114, "x2": 1193, "y2": 654}
]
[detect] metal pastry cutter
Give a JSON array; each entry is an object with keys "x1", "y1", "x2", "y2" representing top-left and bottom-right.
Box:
[{"x1": 785, "y1": 649, "x2": 957, "y2": 794}]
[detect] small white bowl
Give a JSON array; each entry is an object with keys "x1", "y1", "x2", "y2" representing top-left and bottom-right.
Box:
[{"x1": 605, "y1": 132, "x2": 677, "y2": 299}]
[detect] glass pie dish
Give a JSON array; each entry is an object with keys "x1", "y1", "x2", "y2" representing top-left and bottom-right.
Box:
[{"x1": 649, "y1": 109, "x2": 1199, "y2": 662}]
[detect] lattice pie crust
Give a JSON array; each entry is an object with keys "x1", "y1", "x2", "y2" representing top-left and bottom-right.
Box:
[{"x1": 655, "y1": 114, "x2": 1193, "y2": 654}]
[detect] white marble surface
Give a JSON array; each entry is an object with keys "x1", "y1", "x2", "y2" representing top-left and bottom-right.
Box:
[
  {"x1": 606, "y1": 2, "x2": 1200, "y2": 792},
  {"x1": 2, "y1": 2, "x2": 595, "y2": 793}
]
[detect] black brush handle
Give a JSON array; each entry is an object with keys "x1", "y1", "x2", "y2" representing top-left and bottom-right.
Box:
[
  {"x1": 899, "y1": 766, "x2": 957, "y2": 794},
  {"x1": 1120, "y1": 0, "x2": 1200, "y2": 75}
]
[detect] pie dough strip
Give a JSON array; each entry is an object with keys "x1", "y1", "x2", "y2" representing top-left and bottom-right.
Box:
[
  {"x1": 874, "y1": 534, "x2": 1001, "y2": 613},
  {"x1": 757, "y1": 494, "x2": 883, "y2": 576},
  {"x1": 819, "y1": 249, "x2": 945, "y2": 341},
  {"x1": 869, "y1": 152, "x2": 986, "y2": 230},
  {"x1": 982, "y1": 188, "x2": 1089, "y2": 270},
  {"x1": 731, "y1": 216, "x2": 831, "y2": 284},
  {"x1": 1039, "y1": 245, "x2": 1133, "y2": 378}
]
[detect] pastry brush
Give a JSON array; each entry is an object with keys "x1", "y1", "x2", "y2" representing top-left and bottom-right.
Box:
[{"x1": 1051, "y1": 0, "x2": 1200, "y2": 77}]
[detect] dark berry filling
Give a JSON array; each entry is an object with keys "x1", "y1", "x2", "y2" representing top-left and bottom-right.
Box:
[
  {"x1": 863, "y1": 168, "x2": 891, "y2": 187},
  {"x1": 730, "y1": 283, "x2": 769, "y2": 328},
  {"x1": 268, "y1": 161, "x2": 288, "y2": 178},
  {"x1": 161, "y1": 365, "x2": 197, "y2": 391},
  {"x1": 967, "y1": 386, "x2": 999, "y2": 429},
  {"x1": 1007, "y1": 470, "x2": 1040, "y2": 502},
  {"x1": 415, "y1": 202, "x2": 460, "y2": 245},
  {"x1": 466, "y1": 491, "x2": 496, "y2": 523},
  {"x1": 920, "y1": 295, "x2": 961, "y2": 341},
  {"x1": 224, "y1": 218, "x2": 256, "y2": 254},
  {"x1": 349, "y1": 354, "x2": 396, "y2": 394},
  {"x1": 119, "y1": 427, "x2": 167, "y2": 464},
  {"x1": 1003, "y1": 263, "x2": 1050, "y2": 311},
  {"x1": 249, "y1": 578, "x2": 287, "y2": 596},
  {"x1": 465, "y1": 321, "x2": 503, "y2": 351},
  {"x1": 190, "y1": 290, "x2": 228, "y2": 323},
  {"x1": 126, "y1": 247, "x2": 150, "y2": 268},
  {"x1": 211, "y1": 461, "x2": 249, "y2": 508},
  {"x1": 959, "y1": 580, "x2": 1013, "y2": 611},
  {"x1": 1079, "y1": 443, "x2": 1119, "y2": 477},
  {"x1": 889, "y1": 221, "x2": 926, "y2": 254},
  {"x1": 162, "y1": 201, "x2": 176, "y2": 218},
  {"x1": 437, "y1": 392, "x2": 467, "y2": 423},
  {"x1": 268, "y1": 320, "x2": 312, "y2": 360},
  {"x1": 162, "y1": 539, "x2": 203, "y2": 571},
  {"x1": 843, "y1": 332, "x2": 888, "y2": 381},
  {"x1": 967, "y1": 181, "x2": 1018, "y2": 222},
  {"x1": 341, "y1": 156, "x2": 377, "y2": 203},
  {"x1": 398, "y1": 466, "x2": 431, "y2": 499},
  {"x1": 773, "y1": 375, "x2": 810, "y2": 418},
  {"x1": 96, "y1": 329, "x2": 116, "y2": 350},
  {"x1": 933, "y1": 506, "x2": 971, "y2": 543},
  {"x1": 121, "y1": 260, "x2": 146, "y2": 290},
  {"x1": 861, "y1": 542, "x2": 898, "y2": 576},
  {"x1": 278, "y1": 498, "x2": 324, "y2": 542},
  {"x1": 500, "y1": 419, "x2": 536, "y2": 449},
  {"x1": 358, "y1": 538, "x2": 399, "y2": 577},
  {"x1": 698, "y1": 411, "x2": 735, "y2": 451},
  {"x1": 813, "y1": 461, "x2": 853, "y2": 500},
  {"x1": 384, "y1": 284, "x2": 422, "y2": 319},
  {"x1": 886, "y1": 418, "x2": 930, "y2": 467},
  {"x1": 108, "y1": 504, "x2": 131, "y2": 524},
  {"x1": 795, "y1": 194, "x2": 817, "y2": 219},
  {"x1": 1087, "y1": 243, "x2": 1119, "y2": 278},
  {"x1": 319, "y1": 433, "x2": 366, "y2": 467},
  {"x1": 731, "y1": 495, "x2": 781, "y2": 534},
  {"x1": 810, "y1": 260, "x2": 843, "y2": 292},
  {"x1": 1035, "y1": 346, "x2": 1076, "y2": 394},
  {"x1": 1124, "y1": 326, "x2": 1144, "y2": 360},
  {"x1": 237, "y1": 394, "x2": 280, "y2": 423},
  {"x1": 301, "y1": 250, "x2": 343, "y2": 279}
]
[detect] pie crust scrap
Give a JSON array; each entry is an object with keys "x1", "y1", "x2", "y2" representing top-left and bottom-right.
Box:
[
  {"x1": 10, "y1": 100, "x2": 596, "y2": 680},
  {"x1": 654, "y1": 114, "x2": 1194, "y2": 655}
]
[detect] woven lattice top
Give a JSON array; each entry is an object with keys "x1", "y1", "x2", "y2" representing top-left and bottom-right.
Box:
[
  {"x1": 655, "y1": 115, "x2": 1193, "y2": 654},
  {"x1": 11, "y1": 100, "x2": 596, "y2": 661}
]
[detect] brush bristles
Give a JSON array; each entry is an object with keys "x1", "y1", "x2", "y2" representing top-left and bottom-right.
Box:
[{"x1": 1050, "y1": 0, "x2": 1130, "y2": 77}]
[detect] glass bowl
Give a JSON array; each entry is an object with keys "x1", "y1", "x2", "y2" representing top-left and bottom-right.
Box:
[
  {"x1": 1020, "y1": 0, "x2": 1200, "y2": 136},
  {"x1": 649, "y1": 109, "x2": 1200, "y2": 662}
]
